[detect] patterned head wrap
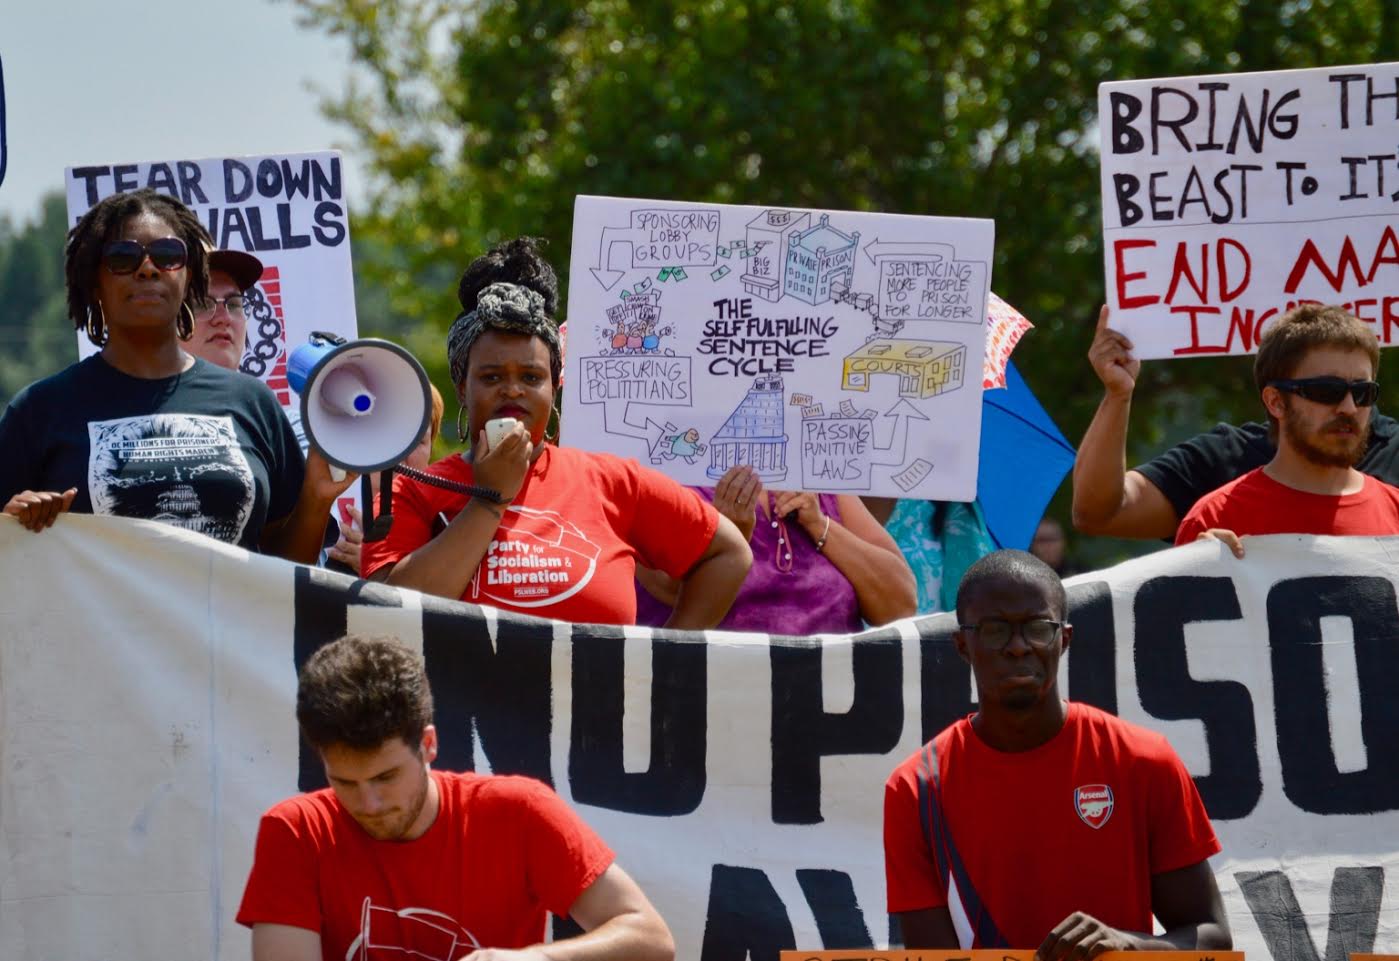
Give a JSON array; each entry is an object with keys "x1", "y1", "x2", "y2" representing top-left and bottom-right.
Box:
[{"x1": 446, "y1": 281, "x2": 562, "y2": 388}]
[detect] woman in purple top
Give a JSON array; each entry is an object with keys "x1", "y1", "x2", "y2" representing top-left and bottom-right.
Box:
[{"x1": 636, "y1": 465, "x2": 917, "y2": 634}]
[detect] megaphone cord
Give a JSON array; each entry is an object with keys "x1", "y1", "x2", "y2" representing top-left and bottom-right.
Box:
[{"x1": 394, "y1": 463, "x2": 506, "y2": 505}]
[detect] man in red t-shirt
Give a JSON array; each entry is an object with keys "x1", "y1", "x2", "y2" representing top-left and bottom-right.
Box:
[
  {"x1": 1177, "y1": 304, "x2": 1399, "y2": 554},
  {"x1": 237, "y1": 635, "x2": 675, "y2": 961},
  {"x1": 883, "y1": 551, "x2": 1231, "y2": 956}
]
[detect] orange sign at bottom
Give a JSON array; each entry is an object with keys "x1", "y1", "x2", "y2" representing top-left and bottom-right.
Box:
[{"x1": 780, "y1": 952, "x2": 1246, "y2": 961}]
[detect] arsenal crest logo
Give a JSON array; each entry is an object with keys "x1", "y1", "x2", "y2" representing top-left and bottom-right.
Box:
[{"x1": 1074, "y1": 784, "x2": 1114, "y2": 829}]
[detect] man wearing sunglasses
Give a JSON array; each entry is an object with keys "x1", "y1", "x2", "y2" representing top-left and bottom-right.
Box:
[
  {"x1": 185, "y1": 248, "x2": 263, "y2": 371},
  {"x1": 883, "y1": 550, "x2": 1230, "y2": 956},
  {"x1": 1072, "y1": 305, "x2": 1399, "y2": 541},
  {"x1": 1175, "y1": 305, "x2": 1399, "y2": 552}
]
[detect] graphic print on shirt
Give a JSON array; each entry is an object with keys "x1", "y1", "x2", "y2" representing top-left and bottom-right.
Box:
[
  {"x1": 470, "y1": 505, "x2": 602, "y2": 608},
  {"x1": 345, "y1": 898, "x2": 481, "y2": 961},
  {"x1": 87, "y1": 414, "x2": 254, "y2": 544},
  {"x1": 1074, "y1": 784, "x2": 1115, "y2": 829}
]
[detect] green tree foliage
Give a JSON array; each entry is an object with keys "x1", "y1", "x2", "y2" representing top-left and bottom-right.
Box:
[
  {"x1": 294, "y1": 0, "x2": 1399, "y2": 561},
  {"x1": 0, "y1": 192, "x2": 76, "y2": 407}
]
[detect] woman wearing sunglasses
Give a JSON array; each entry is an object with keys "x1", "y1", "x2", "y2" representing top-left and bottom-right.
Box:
[{"x1": 0, "y1": 188, "x2": 350, "y2": 561}]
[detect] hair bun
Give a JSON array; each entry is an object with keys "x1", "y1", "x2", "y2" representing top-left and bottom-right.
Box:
[{"x1": 457, "y1": 236, "x2": 559, "y2": 316}]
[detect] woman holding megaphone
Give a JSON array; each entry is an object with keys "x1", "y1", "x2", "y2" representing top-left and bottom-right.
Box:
[
  {"x1": 0, "y1": 188, "x2": 353, "y2": 561},
  {"x1": 363, "y1": 237, "x2": 751, "y2": 627}
]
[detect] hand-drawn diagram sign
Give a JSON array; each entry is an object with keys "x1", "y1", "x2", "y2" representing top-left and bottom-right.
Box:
[
  {"x1": 1100, "y1": 60, "x2": 1399, "y2": 360},
  {"x1": 566, "y1": 196, "x2": 994, "y2": 500}
]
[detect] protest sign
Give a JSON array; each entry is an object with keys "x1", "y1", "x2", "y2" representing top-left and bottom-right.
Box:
[
  {"x1": 64, "y1": 150, "x2": 361, "y2": 525},
  {"x1": 2, "y1": 516, "x2": 1397, "y2": 960},
  {"x1": 565, "y1": 196, "x2": 995, "y2": 500},
  {"x1": 1099, "y1": 61, "x2": 1399, "y2": 359}
]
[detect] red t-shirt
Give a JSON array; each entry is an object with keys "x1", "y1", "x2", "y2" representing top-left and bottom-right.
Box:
[
  {"x1": 363, "y1": 444, "x2": 718, "y2": 624},
  {"x1": 883, "y1": 702, "x2": 1220, "y2": 949},
  {"x1": 1176, "y1": 467, "x2": 1399, "y2": 544},
  {"x1": 237, "y1": 771, "x2": 614, "y2": 960}
]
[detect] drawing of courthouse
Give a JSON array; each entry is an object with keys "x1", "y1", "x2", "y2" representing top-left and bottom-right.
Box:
[
  {"x1": 784, "y1": 214, "x2": 859, "y2": 306},
  {"x1": 707, "y1": 373, "x2": 789, "y2": 482},
  {"x1": 740, "y1": 209, "x2": 810, "y2": 302},
  {"x1": 841, "y1": 339, "x2": 966, "y2": 399}
]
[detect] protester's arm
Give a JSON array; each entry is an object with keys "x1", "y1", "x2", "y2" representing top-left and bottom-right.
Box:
[
  {"x1": 385, "y1": 426, "x2": 533, "y2": 598},
  {"x1": 463, "y1": 863, "x2": 674, "y2": 961},
  {"x1": 774, "y1": 492, "x2": 916, "y2": 625},
  {"x1": 1071, "y1": 306, "x2": 1179, "y2": 540},
  {"x1": 636, "y1": 467, "x2": 759, "y2": 608},
  {"x1": 1035, "y1": 860, "x2": 1230, "y2": 961},
  {"x1": 896, "y1": 908, "x2": 961, "y2": 949},
  {"x1": 261, "y1": 450, "x2": 357, "y2": 564},
  {"x1": 666, "y1": 513, "x2": 752, "y2": 630},
  {"x1": 251, "y1": 923, "x2": 321, "y2": 961}
]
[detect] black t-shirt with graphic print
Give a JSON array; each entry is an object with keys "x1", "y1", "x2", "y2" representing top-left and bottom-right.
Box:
[{"x1": 0, "y1": 354, "x2": 304, "y2": 550}]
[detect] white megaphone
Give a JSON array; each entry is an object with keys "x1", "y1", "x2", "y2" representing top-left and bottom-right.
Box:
[{"x1": 288, "y1": 332, "x2": 432, "y2": 541}]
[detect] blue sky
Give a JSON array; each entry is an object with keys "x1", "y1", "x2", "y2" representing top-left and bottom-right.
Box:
[{"x1": 0, "y1": 0, "x2": 363, "y2": 224}]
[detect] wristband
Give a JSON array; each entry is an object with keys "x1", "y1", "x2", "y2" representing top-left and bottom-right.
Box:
[{"x1": 813, "y1": 514, "x2": 831, "y2": 552}]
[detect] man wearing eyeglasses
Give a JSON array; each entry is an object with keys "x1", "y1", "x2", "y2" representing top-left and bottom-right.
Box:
[
  {"x1": 186, "y1": 247, "x2": 262, "y2": 370},
  {"x1": 883, "y1": 550, "x2": 1230, "y2": 956},
  {"x1": 1174, "y1": 304, "x2": 1399, "y2": 553}
]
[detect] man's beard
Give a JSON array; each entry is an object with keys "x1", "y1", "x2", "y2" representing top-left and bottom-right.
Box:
[
  {"x1": 1281, "y1": 404, "x2": 1370, "y2": 469},
  {"x1": 358, "y1": 768, "x2": 430, "y2": 841}
]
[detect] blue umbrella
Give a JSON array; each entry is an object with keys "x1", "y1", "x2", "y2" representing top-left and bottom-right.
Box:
[{"x1": 977, "y1": 360, "x2": 1076, "y2": 550}]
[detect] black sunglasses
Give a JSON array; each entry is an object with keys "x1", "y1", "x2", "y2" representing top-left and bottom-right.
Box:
[
  {"x1": 1269, "y1": 377, "x2": 1379, "y2": 407},
  {"x1": 101, "y1": 237, "x2": 188, "y2": 275}
]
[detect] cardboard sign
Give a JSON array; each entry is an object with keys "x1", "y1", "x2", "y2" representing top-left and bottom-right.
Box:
[
  {"x1": 565, "y1": 196, "x2": 994, "y2": 500},
  {"x1": 1099, "y1": 61, "x2": 1399, "y2": 358},
  {"x1": 780, "y1": 953, "x2": 1246, "y2": 961}
]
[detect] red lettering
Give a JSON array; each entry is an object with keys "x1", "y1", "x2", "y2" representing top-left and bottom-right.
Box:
[
  {"x1": 1368, "y1": 225, "x2": 1399, "y2": 282},
  {"x1": 1169, "y1": 305, "x2": 1225, "y2": 355},
  {"x1": 1113, "y1": 239, "x2": 1159, "y2": 309},
  {"x1": 1284, "y1": 236, "x2": 1366, "y2": 293},
  {"x1": 1218, "y1": 238, "x2": 1251, "y2": 301},
  {"x1": 1165, "y1": 243, "x2": 1209, "y2": 304},
  {"x1": 1383, "y1": 296, "x2": 1399, "y2": 345}
]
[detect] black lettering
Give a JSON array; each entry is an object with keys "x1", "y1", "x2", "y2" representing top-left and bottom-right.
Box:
[
  {"x1": 796, "y1": 869, "x2": 873, "y2": 949},
  {"x1": 310, "y1": 155, "x2": 343, "y2": 201},
  {"x1": 219, "y1": 207, "x2": 253, "y2": 253},
  {"x1": 113, "y1": 164, "x2": 139, "y2": 193},
  {"x1": 1109, "y1": 92, "x2": 1144, "y2": 154},
  {"x1": 772, "y1": 628, "x2": 903, "y2": 824},
  {"x1": 255, "y1": 158, "x2": 283, "y2": 199},
  {"x1": 277, "y1": 203, "x2": 313, "y2": 250},
  {"x1": 569, "y1": 625, "x2": 706, "y2": 815},
  {"x1": 70, "y1": 165, "x2": 111, "y2": 206},
  {"x1": 1151, "y1": 86, "x2": 1199, "y2": 154},
  {"x1": 1197, "y1": 82, "x2": 1228, "y2": 150},
  {"x1": 280, "y1": 158, "x2": 312, "y2": 199},
  {"x1": 312, "y1": 201, "x2": 347, "y2": 246},
  {"x1": 1134, "y1": 576, "x2": 1261, "y2": 819},
  {"x1": 1330, "y1": 73, "x2": 1367, "y2": 129},
  {"x1": 1267, "y1": 576, "x2": 1399, "y2": 814},
  {"x1": 177, "y1": 161, "x2": 208, "y2": 205},
  {"x1": 145, "y1": 163, "x2": 177, "y2": 198},
  {"x1": 244, "y1": 206, "x2": 279, "y2": 252},
  {"x1": 1237, "y1": 867, "x2": 1384, "y2": 961},
  {"x1": 917, "y1": 612, "x2": 972, "y2": 743},
  {"x1": 1113, "y1": 173, "x2": 1143, "y2": 226},
  {"x1": 224, "y1": 159, "x2": 253, "y2": 203},
  {"x1": 700, "y1": 865, "x2": 796, "y2": 961},
  {"x1": 1066, "y1": 581, "x2": 1117, "y2": 714},
  {"x1": 424, "y1": 598, "x2": 553, "y2": 783}
]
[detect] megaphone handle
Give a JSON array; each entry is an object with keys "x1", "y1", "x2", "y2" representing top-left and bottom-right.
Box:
[
  {"x1": 362, "y1": 469, "x2": 396, "y2": 543},
  {"x1": 330, "y1": 465, "x2": 347, "y2": 483}
]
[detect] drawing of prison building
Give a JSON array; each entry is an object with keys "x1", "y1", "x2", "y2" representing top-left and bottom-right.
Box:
[
  {"x1": 707, "y1": 373, "x2": 789, "y2": 482},
  {"x1": 784, "y1": 214, "x2": 859, "y2": 306},
  {"x1": 740, "y1": 209, "x2": 810, "y2": 302},
  {"x1": 842, "y1": 339, "x2": 966, "y2": 399}
]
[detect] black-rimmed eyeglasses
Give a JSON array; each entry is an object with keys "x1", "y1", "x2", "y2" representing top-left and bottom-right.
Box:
[{"x1": 958, "y1": 618, "x2": 1064, "y2": 650}]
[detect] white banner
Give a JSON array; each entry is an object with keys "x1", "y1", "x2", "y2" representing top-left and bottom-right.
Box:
[
  {"x1": 564, "y1": 196, "x2": 994, "y2": 500},
  {"x1": 1, "y1": 516, "x2": 1397, "y2": 960},
  {"x1": 1099, "y1": 61, "x2": 1399, "y2": 359}
]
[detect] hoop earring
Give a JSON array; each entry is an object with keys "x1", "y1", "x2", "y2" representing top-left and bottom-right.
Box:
[
  {"x1": 456, "y1": 407, "x2": 469, "y2": 443},
  {"x1": 176, "y1": 302, "x2": 196, "y2": 341},
  {"x1": 85, "y1": 302, "x2": 108, "y2": 347}
]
